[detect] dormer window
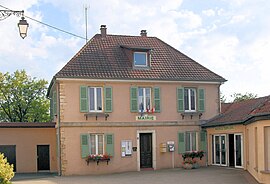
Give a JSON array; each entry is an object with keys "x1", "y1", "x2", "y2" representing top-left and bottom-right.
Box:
[{"x1": 134, "y1": 52, "x2": 147, "y2": 67}]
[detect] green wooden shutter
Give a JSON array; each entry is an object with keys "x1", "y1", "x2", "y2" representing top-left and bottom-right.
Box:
[
  {"x1": 199, "y1": 131, "x2": 207, "y2": 152},
  {"x1": 80, "y1": 86, "x2": 88, "y2": 112},
  {"x1": 80, "y1": 134, "x2": 90, "y2": 158},
  {"x1": 178, "y1": 132, "x2": 185, "y2": 154},
  {"x1": 177, "y1": 87, "x2": 184, "y2": 112},
  {"x1": 105, "y1": 134, "x2": 114, "y2": 156},
  {"x1": 198, "y1": 88, "x2": 205, "y2": 112},
  {"x1": 130, "y1": 87, "x2": 138, "y2": 112},
  {"x1": 53, "y1": 90, "x2": 57, "y2": 115},
  {"x1": 104, "y1": 87, "x2": 113, "y2": 112},
  {"x1": 154, "y1": 87, "x2": 161, "y2": 112}
]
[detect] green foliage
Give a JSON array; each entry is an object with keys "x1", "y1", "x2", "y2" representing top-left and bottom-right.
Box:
[
  {"x1": 0, "y1": 153, "x2": 14, "y2": 184},
  {"x1": 231, "y1": 92, "x2": 258, "y2": 102},
  {"x1": 182, "y1": 150, "x2": 205, "y2": 160},
  {"x1": 0, "y1": 70, "x2": 50, "y2": 122},
  {"x1": 220, "y1": 93, "x2": 227, "y2": 103}
]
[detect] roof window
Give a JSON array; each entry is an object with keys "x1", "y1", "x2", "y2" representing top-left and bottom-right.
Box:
[{"x1": 134, "y1": 52, "x2": 147, "y2": 67}]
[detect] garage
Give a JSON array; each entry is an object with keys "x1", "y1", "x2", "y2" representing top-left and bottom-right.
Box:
[{"x1": 0, "y1": 145, "x2": 16, "y2": 171}]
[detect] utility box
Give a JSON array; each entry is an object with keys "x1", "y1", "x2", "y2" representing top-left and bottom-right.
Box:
[{"x1": 159, "y1": 143, "x2": 167, "y2": 152}]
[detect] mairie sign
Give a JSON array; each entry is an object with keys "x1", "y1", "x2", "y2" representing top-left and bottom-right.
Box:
[{"x1": 136, "y1": 115, "x2": 156, "y2": 121}]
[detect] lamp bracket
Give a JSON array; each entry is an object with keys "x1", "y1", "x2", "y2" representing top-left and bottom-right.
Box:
[{"x1": 0, "y1": 10, "x2": 24, "y2": 21}]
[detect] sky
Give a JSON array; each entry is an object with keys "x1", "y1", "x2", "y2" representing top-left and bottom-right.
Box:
[{"x1": 0, "y1": 0, "x2": 270, "y2": 101}]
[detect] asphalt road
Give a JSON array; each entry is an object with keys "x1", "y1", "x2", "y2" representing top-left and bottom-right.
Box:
[{"x1": 12, "y1": 166, "x2": 259, "y2": 184}]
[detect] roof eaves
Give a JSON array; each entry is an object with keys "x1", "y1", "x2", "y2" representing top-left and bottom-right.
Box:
[
  {"x1": 46, "y1": 76, "x2": 56, "y2": 98},
  {"x1": 244, "y1": 113, "x2": 270, "y2": 125},
  {"x1": 54, "y1": 75, "x2": 226, "y2": 83},
  {"x1": 201, "y1": 120, "x2": 244, "y2": 128}
]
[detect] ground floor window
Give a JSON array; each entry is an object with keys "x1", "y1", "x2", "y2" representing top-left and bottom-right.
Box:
[
  {"x1": 185, "y1": 132, "x2": 197, "y2": 151},
  {"x1": 90, "y1": 134, "x2": 104, "y2": 155}
]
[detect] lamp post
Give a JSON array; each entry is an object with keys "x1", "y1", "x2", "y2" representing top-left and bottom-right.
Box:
[{"x1": 0, "y1": 10, "x2": 29, "y2": 39}]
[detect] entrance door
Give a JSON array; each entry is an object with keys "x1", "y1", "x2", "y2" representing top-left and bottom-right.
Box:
[
  {"x1": 37, "y1": 145, "x2": 50, "y2": 171},
  {"x1": 213, "y1": 135, "x2": 227, "y2": 166},
  {"x1": 0, "y1": 145, "x2": 16, "y2": 172},
  {"x1": 234, "y1": 134, "x2": 243, "y2": 168},
  {"x1": 229, "y1": 134, "x2": 235, "y2": 167},
  {"x1": 140, "y1": 133, "x2": 152, "y2": 168}
]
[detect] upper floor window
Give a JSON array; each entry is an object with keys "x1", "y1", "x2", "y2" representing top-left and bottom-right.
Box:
[
  {"x1": 184, "y1": 88, "x2": 196, "y2": 112},
  {"x1": 130, "y1": 86, "x2": 160, "y2": 113},
  {"x1": 89, "y1": 87, "x2": 103, "y2": 112},
  {"x1": 177, "y1": 87, "x2": 204, "y2": 113},
  {"x1": 80, "y1": 86, "x2": 112, "y2": 113},
  {"x1": 134, "y1": 52, "x2": 147, "y2": 67},
  {"x1": 138, "y1": 87, "x2": 151, "y2": 112}
]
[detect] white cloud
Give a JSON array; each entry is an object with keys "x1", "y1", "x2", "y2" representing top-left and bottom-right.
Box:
[{"x1": 202, "y1": 9, "x2": 216, "y2": 17}]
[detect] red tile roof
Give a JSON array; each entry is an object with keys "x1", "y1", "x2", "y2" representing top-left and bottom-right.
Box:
[
  {"x1": 203, "y1": 96, "x2": 270, "y2": 127},
  {"x1": 55, "y1": 33, "x2": 226, "y2": 82}
]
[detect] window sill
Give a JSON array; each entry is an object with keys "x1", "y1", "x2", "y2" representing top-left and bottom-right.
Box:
[{"x1": 84, "y1": 113, "x2": 109, "y2": 121}]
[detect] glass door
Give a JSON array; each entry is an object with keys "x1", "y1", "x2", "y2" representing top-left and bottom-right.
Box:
[
  {"x1": 234, "y1": 134, "x2": 243, "y2": 168},
  {"x1": 213, "y1": 134, "x2": 227, "y2": 166}
]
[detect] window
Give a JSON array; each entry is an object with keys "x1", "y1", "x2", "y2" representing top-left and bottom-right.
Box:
[
  {"x1": 184, "y1": 88, "x2": 196, "y2": 112},
  {"x1": 185, "y1": 132, "x2": 197, "y2": 151},
  {"x1": 134, "y1": 52, "x2": 147, "y2": 67},
  {"x1": 178, "y1": 131, "x2": 199, "y2": 154},
  {"x1": 90, "y1": 134, "x2": 104, "y2": 155},
  {"x1": 89, "y1": 87, "x2": 103, "y2": 112},
  {"x1": 138, "y1": 87, "x2": 151, "y2": 112}
]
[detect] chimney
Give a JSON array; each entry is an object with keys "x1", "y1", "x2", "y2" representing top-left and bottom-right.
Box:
[
  {"x1": 140, "y1": 30, "x2": 147, "y2": 37},
  {"x1": 100, "y1": 25, "x2": 107, "y2": 37}
]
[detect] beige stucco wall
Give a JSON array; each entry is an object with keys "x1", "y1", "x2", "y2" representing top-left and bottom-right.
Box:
[
  {"x1": 0, "y1": 128, "x2": 57, "y2": 173},
  {"x1": 206, "y1": 124, "x2": 246, "y2": 168},
  {"x1": 60, "y1": 125, "x2": 205, "y2": 176},
  {"x1": 246, "y1": 120, "x2": 270, "y2": 184},
  {"x1": 52, "y1": 79, "x2": 220, "y2": 175},
  {"x1": 55, "y1": 80, "x2": 220, "y2": 124},
  {"x1": 205, "y1": 120, "x2": 270, "y2": 184}
]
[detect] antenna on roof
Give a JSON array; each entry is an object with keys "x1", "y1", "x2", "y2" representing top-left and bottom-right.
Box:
[{"x1": 84, "y1": 4, "x2": 90, "y2": 43}]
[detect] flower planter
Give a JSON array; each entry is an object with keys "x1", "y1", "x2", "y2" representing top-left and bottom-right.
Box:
[
  {"x1": 192, "y1": 163, "x2": 200, "y2": 169},
  {"x1": 183, "y1": 163, "x2": 193, "y2": 169},
  {"x1": 85, "y1": 154, "x2": 111, "y2": 165}
]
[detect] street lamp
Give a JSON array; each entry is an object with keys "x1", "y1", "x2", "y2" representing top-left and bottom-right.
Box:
[{"x1": 0, "y1": 10, "x2": 29, "y2": 39}]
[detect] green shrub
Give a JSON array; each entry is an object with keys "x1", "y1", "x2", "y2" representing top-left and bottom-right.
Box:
[{"x1": 0, "y1": 153, "x2": 14, "y2": 184}]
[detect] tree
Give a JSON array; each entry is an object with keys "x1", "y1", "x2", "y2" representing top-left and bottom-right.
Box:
[
  {"x1": 220, "y1": 92, "x2": 227, "y2": 103},
  {"x1": 231, "y1": 92, "x2": 258, "y2": 102},
  {"x1": 0, "y1": 153, "x2": 14, "y2": 184},
  {"x1": 0, "y1": 70, "x2": 50, "y2": 122}
]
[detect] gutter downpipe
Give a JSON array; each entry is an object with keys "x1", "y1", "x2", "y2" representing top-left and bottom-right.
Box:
[{"x1": 57, "y1": 81, "x2": 62, "y2": 176}]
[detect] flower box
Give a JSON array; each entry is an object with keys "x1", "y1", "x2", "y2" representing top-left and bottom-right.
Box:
[{"x1": 85, "y1": 154, "x2": 111, "y2": 165}]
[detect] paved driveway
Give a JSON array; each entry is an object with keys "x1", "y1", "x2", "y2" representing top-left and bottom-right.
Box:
[{"x1": 12, "y1": 166, "x2": 258, "y2": 184}]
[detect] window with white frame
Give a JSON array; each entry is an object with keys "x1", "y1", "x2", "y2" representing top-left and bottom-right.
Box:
[
  {"x1": 185, "y1": 132, "x2": 197, "y2": 151},
  {"x1": 184, "y1": 88, "x2": 196, "y2": 112},
  {"x1": 138, "y1": 87, "x2": 151, "y2": 112},
  {"x1": 90, "y1": 134, "x2": 104, "y2": 155},
  {"x1": 134, "y1": 52, "x2": 147, "y2": 67},
  {"x1": 89, "y1": 87, "x2": 103, "y2": 112}
]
